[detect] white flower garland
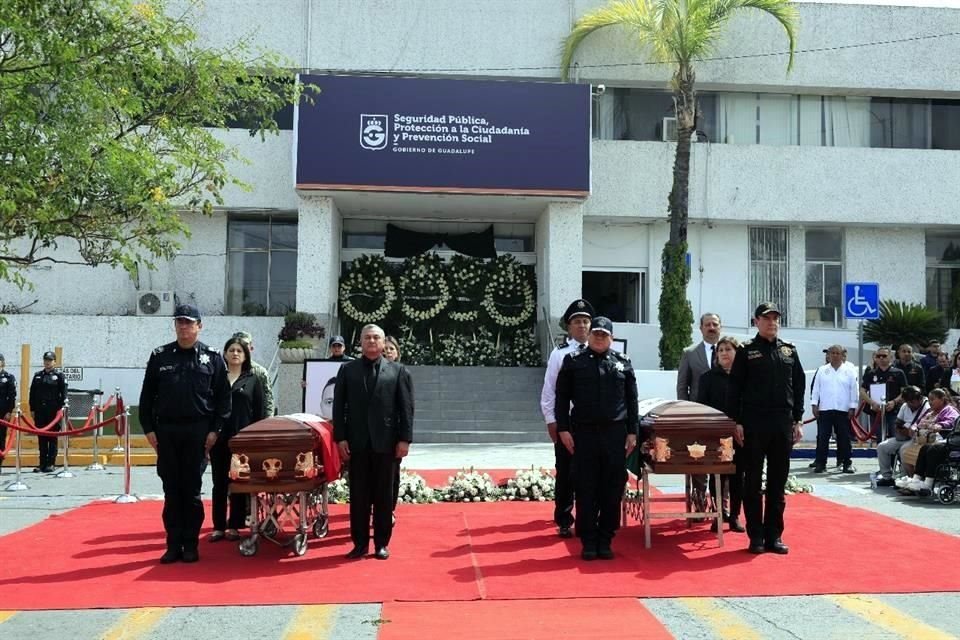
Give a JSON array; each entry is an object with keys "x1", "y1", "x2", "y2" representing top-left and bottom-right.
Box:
[
  {"x1": 481, "y1": 256, "x2": 534, "y2": 327},
  {"x1": 339, "y1": 254, "x2": 396, "y2": 324},
  {"x1": 398, "y1": 253, "x2": 450, "y2": 322},
  {"x1": 446, "y1": 256, "x2": 487, "y2": 322},
  {"x1": 436, "y1": 467, "x2": 502, "y2": 502},
  {"x1": 501, "y1": 467, "x2": 555, "y2": 502}
]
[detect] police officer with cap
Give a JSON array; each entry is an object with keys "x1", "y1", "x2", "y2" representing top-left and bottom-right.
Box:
[
  {"x1": 30, "y1": 351, "x2": 67, "y2": 472},
  {"x1": 555, "y1": 316, "x2": 639, "y2": 560},
  {"x1": 0, "y1": 353, "x2": 16, "y2": 473},
  {"x1": 327, "y1": 336, "x2": 354, "y2": 361},
  {"x1": 139, "y1": 303, "x2": 231, "y2": 564},
  {"x1": 540, "y1": 298, "x2": 594, "y2": 538},
  {"x1": 728, "y1": 302, "x2": 805, "y2": 555}
]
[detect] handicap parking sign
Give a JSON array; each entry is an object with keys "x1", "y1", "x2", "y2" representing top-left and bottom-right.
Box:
[{"x1": 844, "y1": 282, "x2": 880, "y2": 320}]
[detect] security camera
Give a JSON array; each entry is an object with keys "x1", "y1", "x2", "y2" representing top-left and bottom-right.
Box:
[{"x1": 594, "y1": 84, "x2": 606, "y2": 95}]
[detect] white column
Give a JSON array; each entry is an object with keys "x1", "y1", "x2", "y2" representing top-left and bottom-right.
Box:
[
  {"x1": 296, "y1": 195, "x2": 341, "y2": 324},
  {"x1": 536, "y1": 202, "x2": 584, "y2": 326},
  {"x1": 788, "y1": 226, "x2": 806, "y2": 328}
]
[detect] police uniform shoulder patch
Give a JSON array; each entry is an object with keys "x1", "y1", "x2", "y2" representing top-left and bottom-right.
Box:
[
  {"x1": 153, "y1": 345, "x2": 165, "y2": 355},
  {"x1": 741, "y1": 339, "x2": 753, "y2": 348},
  {"x1": 615, "y1": 351, "x2": 631, "y2": 362},
  {"x1": 780, "y1": 345, "x2": 794, "y2": 357},
  {"x1": 571, "y1": 349, "x2": 589, "y2": 359}
]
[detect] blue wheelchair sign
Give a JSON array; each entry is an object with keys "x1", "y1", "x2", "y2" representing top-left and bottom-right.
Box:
[{"x1": 844, "y1": 282, "x2": 880, "y2": 320}]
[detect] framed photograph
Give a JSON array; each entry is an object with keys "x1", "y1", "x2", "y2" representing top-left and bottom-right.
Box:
[
  {"x1": 612, "y1": 338, "x2": 628, "y2": 355},
  {"x1": 302, "y1": 359, "x2": 347, "y2": 419}
]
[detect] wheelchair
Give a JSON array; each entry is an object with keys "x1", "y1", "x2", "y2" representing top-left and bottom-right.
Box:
[{"x1": 932, "y1": 418, "x2": 960, "y2": 505}]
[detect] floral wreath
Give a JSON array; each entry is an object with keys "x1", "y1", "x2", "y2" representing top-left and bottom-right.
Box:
[
  {"x1": 445, "y1": 255, "x2": 487, "y2": 322},
  {"x1": 399, "y1": 253, "x2": 450, "y2": 322},
  {"x1": 481, "y1": 254, "x2": 534, "y2": 327},
  {"x1": 338, "y1": 254, "x2": 396, "y2": 324}
]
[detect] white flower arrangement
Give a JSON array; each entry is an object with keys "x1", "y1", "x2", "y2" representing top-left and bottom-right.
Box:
[
  {"x1": 399, "y1": 253, "x2": 451, "y2": 322},
  {"x1": 501, "y1": 466, "x2": 556, "y2": 502},
  {"x1": 397, "y1": 469, "x2": 438, "y2": 504},
  {"x1": 339, "y1": 254, "x2": 396, "y2": 324},
  {"x1": 481, "y1": 254, "x2": 534, "y2": 327},
  {"x1": 328, "y1": 477, "x2": 350, "y2": 504},
  {"x1": 446, "y1": 255, "x2": 488, "y2": 322},
  {"x1": 436, "y1": 467, "x2": 503, "y2": 502},
  {"x1": 784, "y1": 474, "x2": 814, "y2": 494}
]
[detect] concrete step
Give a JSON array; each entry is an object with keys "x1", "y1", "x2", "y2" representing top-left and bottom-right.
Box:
[
  {"x1": 416, "y1": 430, "x2": 550, "y2": 444},
  {"x1": 6, "y1": 450, "x2": 158, "y2": 467}
]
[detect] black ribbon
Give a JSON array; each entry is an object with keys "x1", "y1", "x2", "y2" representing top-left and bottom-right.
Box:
[{"x1": 385, "y1": 224, "x2": 497, "y2": 259}]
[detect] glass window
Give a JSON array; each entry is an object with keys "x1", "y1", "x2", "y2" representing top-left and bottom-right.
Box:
[
  {"x1": 592, "y1": 89, "x2": 717, "y2": 143},
  {"x1": 581, "y1": 271, "x2": 646, "y2": 324},
  {"x1": 870, "y1": 98, "x2": 930, "y2": 149},
  {"x1": 750, "y1": 227, "x2": 789, "y2": 326},
  {"x1": 225, "y1": 215, "x2": 298, "y2": 316},
  {"x1": 932, "y1": 100, "x2": 960, "y2": 151},
  {"x1": 804, "y1": 229, "x2": 843, "y2": 328},
  {"x1": 926, "y1": 232, "x2": 960, "y2": 328}
]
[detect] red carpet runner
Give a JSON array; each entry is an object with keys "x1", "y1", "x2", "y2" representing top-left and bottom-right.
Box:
[{"x1": 0, "y1": 494, "x2": 957, "y2": 610}]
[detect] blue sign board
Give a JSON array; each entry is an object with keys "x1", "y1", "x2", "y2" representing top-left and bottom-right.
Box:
[
  {"x1": 844, "y1": 282, "x2": 880, "y2": 320},
  {"x1": 295, "y1": 74, "x2": 591, "y2": 196}
]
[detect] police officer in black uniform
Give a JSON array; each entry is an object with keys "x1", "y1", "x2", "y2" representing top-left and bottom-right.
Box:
[
  {"x1": 555, "y1": 317, "x2": 639, "y2": 561},
  {"x1": 728, "y1": 303, "x2": 805, "y2": 555},
  {"x1": 30, "y1": 351, "x2": 67, "y2": 473},
  {"x1": 327, "y1": 336, "x2": 355, "y2": 361},
  {"x1": 139, "y1": 304, "x2": 231, "y2": 564},
  {"x1": 0, "y1": 353, "x2": 17, "y2": 473}
]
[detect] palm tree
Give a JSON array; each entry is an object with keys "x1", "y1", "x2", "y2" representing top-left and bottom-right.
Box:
[{"x1": 560, "y1": 0, "x2": 798, "y2": 368}]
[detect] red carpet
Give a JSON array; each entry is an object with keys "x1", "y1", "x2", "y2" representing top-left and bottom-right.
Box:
[
  {"x1": 0, "y1": 494, "x2": 958, "y2": 610},
  {"x1": 379, "y1": 599, "x2": 673, "y2": 640}
]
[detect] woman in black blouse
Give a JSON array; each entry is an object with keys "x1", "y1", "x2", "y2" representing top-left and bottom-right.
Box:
[
  {"x1": 209, "y1": 336, "x2": 267, "y2": 542},
  {"x1": 697, "y1": 335, "x2": 746, "y2": 533}
]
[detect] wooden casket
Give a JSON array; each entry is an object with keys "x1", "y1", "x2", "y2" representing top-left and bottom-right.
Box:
[
  {"x1": 640, "y1": 400, "x2": 737, "y2": 475},
  {"x1": 228, "y1": 414, "x2": 340, "y2": 487}
]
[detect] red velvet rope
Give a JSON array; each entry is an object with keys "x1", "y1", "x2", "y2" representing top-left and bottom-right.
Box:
[
  {"x1": 0, "y1": 418, "x2": 16, "y2": 457},
  {"x1": 0, "y1": 414, "x2": 119, "y2": 437},
  {"x1": 115, "y1": 396, "x2": 126, "y2": 436},
  {"x1": 849, "y1": 402, "x2": 882, "y2": 442},
  {"x1": 17, "y1": 409, "x2": 64, "y2": 432}
]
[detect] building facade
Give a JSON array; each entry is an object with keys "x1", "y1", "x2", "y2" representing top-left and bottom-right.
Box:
[{"x1": 5, "y1": 0, "x2": 960, "y2": 379}]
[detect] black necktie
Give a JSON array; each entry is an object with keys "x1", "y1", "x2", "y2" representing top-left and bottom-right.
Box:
[{"x1": 709, "y1": 345, "x2": 717, "y2": 368}]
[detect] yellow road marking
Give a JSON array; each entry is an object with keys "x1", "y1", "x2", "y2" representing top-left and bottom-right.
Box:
[
  {"x1": 0, "y1": 611, "x2": 17, "y2": 624},
  {"x1": 282, "y1": 604, "x2": 338, "y2": 640},
  {"x1": 677, "y1": 597, "x2": 761, "y2": 640},
  {"x1": 100, "y1": 607, "x2": 170, "y2": 640},
  {"x1": 830, "y1": 595, "x2": 954, "y2": 639}
]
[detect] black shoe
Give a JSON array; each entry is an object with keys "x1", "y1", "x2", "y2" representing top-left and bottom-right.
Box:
[
  {"x1": 765, "y1": 539, "x2": 789, "y2": 555},
  {"x1": 32, "y1": 466, "x2": 41, "y2": 473},
  {"x1": 728, "y1": 518, "x2": 746, "y2": 533},
  {"x1": 917, "y1": 487, "x2": 932, "y2": 497},
  {"x1": 807, "y1": 461, "x2": 817, "y2": 469},
  {"x1": 597, "y1": 546, "x2": 614, "y2": 560},
  {"x1": 876, "y1": 477, "x2": 895, "y2": 487},
  {"x1": 375, "y1": 546, "x2": 390, "y2": 560},
  {"x1": 813, "y1": 466, "x2": 827, "y2": 473},
  {"x1": 159, "y1": 549, "x2": 181, "y2": 564},
  {"x1": 842, "y1": 464, "x2": 856, "y2": 474},
  {"x1": 181, "y1": 549, "x2": 199, "y2": 563},
  {"x1": 581, "y1": 545, "x2": 598, "y2": 561},
  {"x1": 345, "y1": 546, "x2": 368, "y2": 559},
  {"x1": 748, "y1": 540, "x2": 765, "y2": 554},
  {"x1": 557, "y1": 526, "x2": 573, "y2": 539}
]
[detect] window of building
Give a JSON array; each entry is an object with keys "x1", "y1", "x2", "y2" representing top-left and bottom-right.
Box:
[
  {"x1": 926, "y1": 232, "x2": 960, "y2": 328},
  {"x1": 805, "y1": 229, "x2": 843, "y2": 328},
  {"x1": 750, "y1": 227, "x2": 790, "y2": 326},
  {"x1": 592, "y1": 88, "x2": 717, "y2": 142},
  {"x1": 582, "y1": 270, "x2": 646, "y2": 324},
  {"x1": 870, "y1": 98, "x2": 930, "y2": 149},
  {"x1": 226, "y1": 215, "x2": 298, "y2": 315}
]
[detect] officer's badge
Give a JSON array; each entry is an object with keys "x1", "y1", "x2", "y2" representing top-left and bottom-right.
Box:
[
  {"x1": 0, "y1": 376, "x2": 6, "y2": 383},
  {"x1": 577, "y1": 301, "x2": 585, "y2": 309},
  {"x1": 614, "y1": 362, "x2": 625, "y2": 372},
  {"x1": 199, "y1": 353, "x2": 211, "y2": 365},
  {"x1": 51, "y1": 374, "x2": 57, "y2": 380},
  {"x1": 780, "y1": 346, "x2": 793, "y2": 357}
]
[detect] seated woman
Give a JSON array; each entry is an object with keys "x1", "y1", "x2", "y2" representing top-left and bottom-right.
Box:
[
  {"x1": 896, "y1": 389, "x2": 959, "y2": 495},
  {"x1": 875, "y1": 386, "x2": 928, "y2": 487}
]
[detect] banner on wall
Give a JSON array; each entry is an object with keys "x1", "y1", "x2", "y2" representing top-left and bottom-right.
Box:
[{"x1": 295, "y1": 74, "x2": 591, "y2": 196}]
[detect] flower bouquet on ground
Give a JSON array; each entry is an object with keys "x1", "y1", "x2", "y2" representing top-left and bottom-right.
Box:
[
  {"x1": 500, "y1": 466, "x2": 556, "y2": 502},
  {"x1": 397, "y1": 468, "x2": 437, "y2": 504},
  {"x1": 436, "y1": 467, "x2": 502, "y2": 502},
  {"x1": 784, "y1": 474, "x2": 814, "y2": 494},
  {"x1": 327, "y1": 476, "x2": 350, "y2": 504}
]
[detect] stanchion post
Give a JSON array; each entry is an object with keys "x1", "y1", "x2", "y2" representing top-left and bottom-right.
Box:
[
  {"x1": 55, "y1": 400, "x2": 75, "y2": 478},
  {"x1": 115, "y1": 394, "x2": 138, "y2": 504},
  {"x1": 111, "y1": 386, "x2": 124, "y2": 453},
  {"x1": 87, "y1": 392, "x2": 105, "y2": 471},
  {"x1": 4, "y1": 410, "x2": 28, "y2": 491}
]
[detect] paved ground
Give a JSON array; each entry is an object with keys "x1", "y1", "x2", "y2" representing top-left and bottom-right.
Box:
[{"x1": 1, "y1": 444, "x2": 957, "y2": 639}]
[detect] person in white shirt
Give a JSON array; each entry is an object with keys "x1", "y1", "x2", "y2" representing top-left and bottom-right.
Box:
[
  {"x1": 540, "y1": 298, "x2": 594, "y2": 538},
  {"x1": 875, "y1": 386, "x2": 928, "y2": 487},
  {"x1": 811, "y1": 344, "x2": 859, "y2": 473}
]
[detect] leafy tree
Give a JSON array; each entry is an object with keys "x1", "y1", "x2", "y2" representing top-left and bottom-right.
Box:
[
  {"x1": 863, "y1": 299, "x2": 947, "y2": 348},
  {"x1": 0, "y1": 0, "x2": 309, "y2": 289},
  {"x1": 560, "y1": 0, "x2": 798, "y2": 368}
]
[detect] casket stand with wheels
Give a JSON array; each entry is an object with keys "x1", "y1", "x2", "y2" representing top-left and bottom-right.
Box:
[
  {"x1": 623, "y1": 399, "x2": 736, "y2": 549},
  {"x1": 228, "y1": 413, "x2": 342, "y2": 557}
]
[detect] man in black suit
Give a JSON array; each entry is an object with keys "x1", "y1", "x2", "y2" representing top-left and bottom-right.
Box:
[{"x1": 334, "y1": 324, "x2": 414, "y2": 560}]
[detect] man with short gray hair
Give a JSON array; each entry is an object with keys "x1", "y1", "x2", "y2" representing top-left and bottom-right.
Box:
[
  {"x1": 232, "y1": 331, "x2": 274, "y2": 416},
  {"x1": 811, "y1": 345, "x2": 858, "y2": 473}
]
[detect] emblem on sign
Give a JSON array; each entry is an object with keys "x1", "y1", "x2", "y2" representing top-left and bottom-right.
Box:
[{"x1": 360, "y1": 114, "x2": 388, "y2": 150}]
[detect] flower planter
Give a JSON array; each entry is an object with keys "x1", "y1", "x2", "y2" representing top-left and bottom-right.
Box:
[{"x1": 279, "y1": 347, "x2": 319, "y2": 363}]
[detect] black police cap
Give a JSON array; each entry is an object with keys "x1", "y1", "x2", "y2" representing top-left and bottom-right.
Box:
[
  {"x1": 590, "y1": 316, "x2": 614, "y2": 335},
  {"x1": 562, "y1": 299, "x2": 595, "y2": 325},
  {"x1": 754, "y1": 302, "x2": 781, "y2": 318},
  {"x1": 43, "y1": 351, "x2": 56, "y2": 361},
  {"x1": 174, "y1": 303, "x2": 201, "y2": 322},
  {"x1": 329, "y1": 335, "x2": 346, "y2": 346}
]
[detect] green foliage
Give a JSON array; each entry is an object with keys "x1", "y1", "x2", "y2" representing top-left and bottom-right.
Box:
[
  {"x1": 863, "y1": 300, "x2": 947, "y2": 348},
  {"x1": 657, "y1": 243, "x2": 693, "y2": 369},
  {"x1": 278, "y1": 311, "x2": 324, "y2": 342},
  {"x1": 0, "y1": 0, "x2": 311, "y2": 288}
]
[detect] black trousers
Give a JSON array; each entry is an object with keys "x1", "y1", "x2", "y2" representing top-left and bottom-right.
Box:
[
  {"x1": 553, "y1": 441, "x2": 575, "y2": 528},
  {"x1": 392, "y1": 462, "x2": 401, "y2": 509},
  {"x1": 572, "y1": 425, "x2": 627, "y2": 548},
  {"x1": 35, "y1": 410, "x2": 61, "y2": 468},
  {"x1": 743, "y1": 421, "x2": 793, "y2": 544},
  {"x1": 155, "y1": 421, "x2": 208, "y2": 552},
  {"x1": 209, "y1": 437, "x2": 246, "y2": 531},
  {"x1": 708, "y1": 442, "x2": 746, "y2": 519},
  {"x1": 815, "y1": 410, "x2": 852, "y2": 467},
  {"x1": 915, "y1": 443, "x2": 949, "y2": 479},
  {"x1": 348, "y1": 448, "x2": 396, "y2": 549}
]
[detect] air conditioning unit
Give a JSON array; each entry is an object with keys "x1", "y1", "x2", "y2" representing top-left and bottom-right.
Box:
[
  {"x1": 136, "y1": 290, "x2": 175, "y2": 316},
  {"x1": 661, "y1": 117, "x2": 678, "y2": 142}
]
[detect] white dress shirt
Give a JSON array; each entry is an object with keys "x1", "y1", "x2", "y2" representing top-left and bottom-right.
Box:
[
  {"x1": 704, "y1": 342, "x2": 715, "y2": 368},
  {"x1": 540, "y1": 338, "x2": 585, "y2": 423},
  {"x1": 811, "y1": 363, "x2": 859, "y2": 411}
]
